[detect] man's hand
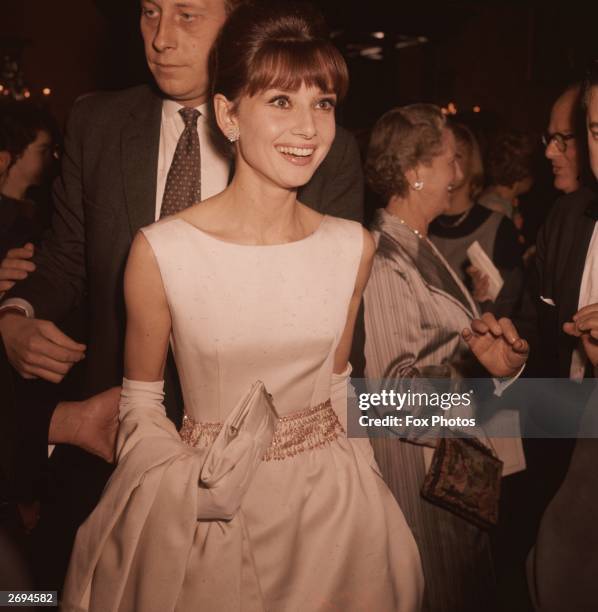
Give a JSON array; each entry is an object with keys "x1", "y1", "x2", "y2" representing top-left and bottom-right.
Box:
[
  {"x1": 463, "y1": 312, "x2": 529, "y2": 378},
  {"x1": 466, "y1": 265, "x2": 492, "y2": 303},
  {"x1": 49, "y1": 387, "x2": 121, "y2": 463},
  {"x1": 0, "y1": 312, "x2": 86, "y2": 383},
  {"x1": 563, "y1": 303, "x2": 598, "y2": 367},
  {"x1": 0, "y1": 243, "x2": 36, "y2": 298}
]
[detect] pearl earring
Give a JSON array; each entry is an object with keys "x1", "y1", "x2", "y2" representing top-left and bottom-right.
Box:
[
  {"x1": 227, "y1": 126, "x2": 240, "y2": 143},
  {"x1": 413, "y1": 180, "x2": 424, "y2": 191}
]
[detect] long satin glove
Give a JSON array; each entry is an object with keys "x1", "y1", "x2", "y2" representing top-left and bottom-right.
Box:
[
  {"x1": 330, "y1": 364, "x2": 382, "y2": 476},
  {"x1": 117, "y1": 378, "x2": 179, "y2": 462}
]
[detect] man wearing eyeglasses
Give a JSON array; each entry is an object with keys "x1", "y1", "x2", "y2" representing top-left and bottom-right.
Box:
[
  {"x1": 491, "y1": 81, "x2": 598, "y2": 609},
  {"x1": 535, "y1": 80, "x2": 597, "y2": 381},
  {"x1": 542, "y1": 83, "x2": 582, "y2": 195},
  {"x1": 527, "y1": 71, "x2": 598, "y2": 611}
]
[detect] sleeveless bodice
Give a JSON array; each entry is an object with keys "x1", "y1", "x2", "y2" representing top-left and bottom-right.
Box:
[{"x1": 142, "y1": 215, "x2": 362, "y2": 420}]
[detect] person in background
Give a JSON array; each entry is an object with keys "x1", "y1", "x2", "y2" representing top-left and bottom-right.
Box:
[
  {"x1": 0, "y1": 101, "x2": 56, "y2": 271},
  {"x1": 0, "y1": 101, "x2": 58, "y2": 535},
  {"x1": 544, "y1": 83, "x2": 583, "y2": 196},
  {"x1": 527, "y1": 62, "x2": 598, "y2": 612},
  {"x1": 363, "y1": 103, "x2": 528, "y2": 612},
  {"x1": 479, "y1": 130, "x2": 535, "y2": 223},
  {"x1": 430, "y1": 122, "x2": 524, "y2": 319}
]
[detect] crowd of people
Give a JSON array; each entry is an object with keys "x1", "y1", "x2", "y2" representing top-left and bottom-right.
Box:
[{"x1": 1, "y1": 1, "x2": 597, "y2": 611}]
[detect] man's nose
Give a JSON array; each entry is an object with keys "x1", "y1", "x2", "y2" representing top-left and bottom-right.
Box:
[
  {"x1": 153, "y1": 15, "x2": 177, "y2": 52},
  {"x1": 545, "y1": 139, "x2": 560, "y2": 160}
]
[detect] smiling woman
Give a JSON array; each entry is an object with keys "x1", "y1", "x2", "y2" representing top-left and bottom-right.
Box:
[{"x1": 60, "y1": 2, "x2": 424, "y2": 611}]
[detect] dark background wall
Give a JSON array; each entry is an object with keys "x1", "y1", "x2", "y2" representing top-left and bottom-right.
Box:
[{"x1": 2, "y1": 1, "x2": 598, "y2": 132}]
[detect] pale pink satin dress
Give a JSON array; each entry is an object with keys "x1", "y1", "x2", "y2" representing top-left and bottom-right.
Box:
[{"x1": 63, "y1": 214, "x2": 423, "y2": 612}]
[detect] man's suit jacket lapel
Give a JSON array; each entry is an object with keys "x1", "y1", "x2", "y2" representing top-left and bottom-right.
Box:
[
  {"x1": 555, "y1": 197, "x2": 598, "y2": 375},
  {"x1": 558, "y1": 200, "x2": 598, "y2": 325},
  {"x1": 121, "y1": 90, "x2": 163, "y2": 235}
]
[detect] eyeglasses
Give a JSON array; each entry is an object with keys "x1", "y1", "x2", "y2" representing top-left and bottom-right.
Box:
[{"x1": 541, "y1": 131, "x2": 575, "y2": 153}]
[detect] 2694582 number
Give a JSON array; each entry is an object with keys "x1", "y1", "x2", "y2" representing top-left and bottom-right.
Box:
[{"x1": 0, "y1": 591, "x2": 57, "y2": 607}]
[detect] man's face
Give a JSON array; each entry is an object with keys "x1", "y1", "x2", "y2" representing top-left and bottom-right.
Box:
[
  {"x1": 586, "y1": 86, "x2": 598, "y2": 181},
  {"x1": 140, "y1": 0, "x2": 227, "y2": 107},
  {"x1": 545, "y1": 88, "x2": 580, "y2": 194}
]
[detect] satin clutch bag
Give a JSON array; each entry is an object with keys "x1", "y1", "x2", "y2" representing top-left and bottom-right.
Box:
[{"x1": 196, "y1": 380, "x2": 278, "y2": 520}]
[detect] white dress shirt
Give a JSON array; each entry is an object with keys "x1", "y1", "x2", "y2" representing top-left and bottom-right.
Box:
[{"x1": 570, "y1": 222, "x2": 598, "y2": 380}]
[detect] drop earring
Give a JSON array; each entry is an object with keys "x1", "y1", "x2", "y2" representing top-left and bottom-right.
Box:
[{"x1": 227, "y1": 126, "x2": 240, "y2": 143}]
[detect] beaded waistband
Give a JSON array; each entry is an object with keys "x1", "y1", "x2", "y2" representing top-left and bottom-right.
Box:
[{"x1": 179, "y1": 399, "x2": 344, "y2": 461}]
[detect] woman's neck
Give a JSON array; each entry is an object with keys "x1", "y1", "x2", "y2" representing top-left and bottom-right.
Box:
[
  {"x1": 386, "y1": 195, "x2": 431, "y2": 237},
  {"x1": 216, "y1": 163, "x2": 306, "y2": 244}
]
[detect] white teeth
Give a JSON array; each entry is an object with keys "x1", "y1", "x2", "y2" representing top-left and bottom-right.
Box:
[{"x1": 276, "y1": 146, "x2": 314, "y2": 157}]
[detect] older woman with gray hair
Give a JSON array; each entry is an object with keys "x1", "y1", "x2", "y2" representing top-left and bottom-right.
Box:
[{"x1": 363, "y1": 104, "x2": 529, "y2": 612}]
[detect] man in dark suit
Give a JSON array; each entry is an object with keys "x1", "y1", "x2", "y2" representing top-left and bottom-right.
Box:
[
  {"x1": 527, "y1": 69, "x2": 598, "y2": 611},
  {"x1": 0, "y1": 0, "x2": 363, "y2": 589},
  {"x1": 486, "y1": 83, "x2": 597, "y2": 610}
]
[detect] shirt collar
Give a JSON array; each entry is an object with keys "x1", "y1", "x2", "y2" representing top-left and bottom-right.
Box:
[{"x1": 162, "y1": 99, "x2": 209, "y2": 121}]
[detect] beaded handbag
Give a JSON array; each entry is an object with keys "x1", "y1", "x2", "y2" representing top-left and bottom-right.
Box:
[{"x1": 421, "y1": 436, "x2": 503, "y2": 529}]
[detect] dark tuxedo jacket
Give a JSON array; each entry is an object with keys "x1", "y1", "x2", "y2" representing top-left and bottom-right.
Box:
[
  {"x1": 533, "y1": 186, "x2": 598, "y2": 378},
  {"x1": 8, "y1": 84, "x2": 364, "y2": 426},
  {"x1": 498, "y1": 188, "x2": 598, "y2": 609}
]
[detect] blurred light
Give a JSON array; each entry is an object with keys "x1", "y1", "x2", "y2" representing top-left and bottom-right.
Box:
[
  {"x1": 0, "y1": 85, "x2": 3, "y2": 92},
  {"x1": 395, "y1": 35, "x2": 429, "y2": 50},
  {"x1": 24, "y1": 89, "x2": 31, "y2": 99},
  {"x1": 473, "y1": 105, "x2": 481, "y2": 113},
  {"x1": 371, "y1": 31, "x2": 385, "y2": 40},
  {"x1": 447, "y1": 102, "x2": 457, "y2": 115},
  {"x1": 42, "y1": 87, "x2": 51, "y2": 96},
  {"x1": 359, "y1": 46, "x2": 383, "y2": 60}
]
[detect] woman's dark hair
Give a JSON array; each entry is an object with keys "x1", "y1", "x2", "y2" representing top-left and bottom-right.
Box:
[
  {"x1": 365, "y1": 104, "x2": 446, "y2": 200},
  {"x1": 448, "y1": 121, "x2": 485, "y2": 200},
  {"x1": 0, "y1": 100, "x2": 58, "y2": 167},
  {"x1": 484, "y1": 131, "x2": 534, "y2": 188},
  {"x1": 210, "y1": 1, "x2": 349, "y2": 105}
]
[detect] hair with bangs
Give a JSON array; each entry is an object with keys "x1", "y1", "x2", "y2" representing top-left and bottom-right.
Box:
[{"x1": 210, "y1": 1, "x2": 348, "y2": 104}]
